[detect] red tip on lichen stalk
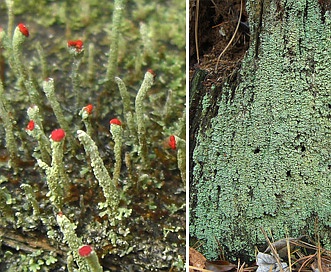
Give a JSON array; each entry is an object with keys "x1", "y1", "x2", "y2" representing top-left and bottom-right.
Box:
[
  {"x1": 109, "y1": 118, "x2": 122, "y2": 126},
  {"x1": 83, "y1": 104, "x2": 93, "y2": 115},
  {"x1": 147, "y1": 69, "x2": 156, "y2": 78},
  {"x1": 26, "y1": 120, "x2": 35, "y2": 131},
  {"x1": 78, "y1": 245, "x2": 93, "y2": 257},
  {"x1": 67, "y1": 40, "x2": 84, "y2": 52},
  {"x1": 50, "y1": 129, "x2": 66, "y2": 142},
  {"x1": 168, "y1": 135, "x2": 176, "y2": 150},
  {"x1": 18, "y1": 23, "x2": 29, "y2": 37}
]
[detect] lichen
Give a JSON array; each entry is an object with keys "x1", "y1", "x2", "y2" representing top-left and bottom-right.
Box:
[
  {"x1": 191, "y1": 0, "x2": 331, "y2": 260},
  {"x1": 0, "y1": 0, "x2": 185, "y2": 270}
]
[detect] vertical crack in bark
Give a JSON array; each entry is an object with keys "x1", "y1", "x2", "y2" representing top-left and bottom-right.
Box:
[{"x1": 254, "y1": 0, "x2": 264, "y2": 59}]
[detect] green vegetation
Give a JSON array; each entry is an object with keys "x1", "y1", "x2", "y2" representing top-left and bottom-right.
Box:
[
  {"x1": 190, "y1": 0, "x2": 331, "y2": 261},
  {"x1": 0, "y1": 0, "x2": 185, "y2": 270}
]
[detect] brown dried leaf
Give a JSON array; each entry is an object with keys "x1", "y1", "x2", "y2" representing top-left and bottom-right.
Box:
[
  {"x1": 190, "y1": 247, "x2": 207, "y2": 271},
  {"x1": 205, "y1": 260, "x2": 237, "y2": 272}
]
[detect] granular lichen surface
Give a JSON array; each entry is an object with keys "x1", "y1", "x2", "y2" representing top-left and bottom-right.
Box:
[
  {"x1": 190, "y1": 0, "x2": 331, "y2": 261},
  {"x1": 0, "y1": 0, "x2": 185, "y2": 271}
]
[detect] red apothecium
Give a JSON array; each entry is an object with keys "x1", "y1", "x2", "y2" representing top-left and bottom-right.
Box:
[
  {"x1": 168, "y1": 135, "x2": 176, "y2": 150},
  {"x1": 78, "y1": 245, "x2": 93, "y2": 257},
  {"x1": 51, "y1": 129, "x2": 66, "y2": 142},
  {"x1": 18, "y1": 23, "x2": 29, "y2": 37},
  {"x1": 109, "y1": 118, "x2": 122, "y2": 126},
  {"x1": 26, "y1": 120, "x2": 35, "y2": 131},
  {"x1": 83, "y1": 104, "x2": 93, "y2": 114},
  {"x1": 67, "y1": 40, "x2": 84, "y2": 52}
]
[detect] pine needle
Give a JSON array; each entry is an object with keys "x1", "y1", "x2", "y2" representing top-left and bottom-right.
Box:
[
  {"x1": 195, "y1": 0, "x2": 200, "y2": 63},
  {"x1": 214, "y1": 0, "x2": 243, "y2": 72}
]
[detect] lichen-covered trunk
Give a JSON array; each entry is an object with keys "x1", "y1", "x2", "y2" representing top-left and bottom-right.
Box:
[{"x1": 190, "y1": 0, "x2": 331, "y2": 260}]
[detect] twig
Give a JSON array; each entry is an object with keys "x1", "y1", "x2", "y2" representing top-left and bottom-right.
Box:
[
  {"x1": 317, "y1": 235, "x2": 323, "y2": 272},
  {"x1": 261, "y1": 227, "x2": 285, "y2": 272},
  {"x1": 188, "y1": 266, "x2": 213, "y2": 272},
  {"x1": 237, "y1": 259, "x2": 246, "y2": 272},
  {"x1": 0, "y1": 228, "x2": 65, "y2": 255},
  {"x1": 214, "y1": 0, "x2": 243, "y2": 72},
  {"x1": 297, "y1": 253, "x2": 316, "y2": 272},
  {"x1": 195, "y1": 0, "x2": 200, "y2": 63},
  {"x1": 286, "y1": 236, "x2": 292, "y2": 272}
]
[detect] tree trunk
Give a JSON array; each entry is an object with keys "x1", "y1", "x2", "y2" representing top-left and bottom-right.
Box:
[{"x1": 190, "y1": 0, "x2": 331, "y2": 261}]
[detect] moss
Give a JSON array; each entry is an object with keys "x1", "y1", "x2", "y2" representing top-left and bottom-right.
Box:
[{"x1": 191, "y1": 0, "x2": 331, "y2": 260}]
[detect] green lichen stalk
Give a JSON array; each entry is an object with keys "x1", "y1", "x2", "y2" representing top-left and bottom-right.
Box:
[
  {"x1": 78, "y1": 245, "x2": 103, "y2": 272},
  {"x1": 12, "y1": 24, "x2": 27, "y2": 78},
  {"x1": 50, "y1": 134, "x2": 70, "y2": 188},
  {"x1": 115, "y1": 77, "x2": 136, "y2": 139},
  {"x1": 56, "y1": 213, "x2": 90, "y2": 271},
  {"x1": 27, "y1": 105, "x2": 45, "y2": 134},
  {"x1": 135, "y1": 70, "x2": 155, "y2": 166},
  {"x1": 87, "y1": 43, "x2": 95, "y2": 83},
  {"x1": 110, "y1": 120, "x2": 123, "y2": 186},
  {"x1": 37, "y1": 129, "x2": 69, "y2": 209},
  {"x1": 36, "y1": 42, "x2": 48, "y2": 79},
  {"x1": 21, "y1": 184, "x2": 40, "y2": 217},
  {"x1": 11, "y1": 24, "x2": 40, "y2": 107},
  {"x1": 5, "y1": 0, "x2": 14, "y2": 41},
  {"x1": 0, "y1": 80, "x2": 18, "y2": 169},
  {"x1": 106, "y1": 0, "x2": 125, "y2": 83},
  {"x1": 76, "y1": 130, "x2": 119, "y2": 216},
  {"x1": 0, "y1": 185, "x2": 15, "y2": 225},
  {"x1": 175, "y1": 136, "x2": 186, "y2": 187},
  {"x1": 42, "y1": 78, "x2": 74, "y2": 147},
  {"x1": 70, "y1": 53, "x2": 83, "y2": 108},
  {"x1": 115, "y1": 77, "x2": 131, "y2": 117},
  {"x1": 26, "y1": 106, "x2": 51, "y2": 163},
  {"x1": 79, "y1": 105, "x2": 94, "y2": 137},
  {"x1": 38, "y1": 159, "x2": 63, "y2": 209}
]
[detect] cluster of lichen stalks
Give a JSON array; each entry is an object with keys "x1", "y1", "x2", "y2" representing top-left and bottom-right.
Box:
[{"x1": 0, "y1": 20, "x2": 185, "y2": 272}]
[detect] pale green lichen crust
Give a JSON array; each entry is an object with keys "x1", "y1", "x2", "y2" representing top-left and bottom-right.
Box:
[
  {"x1": 191, "y1": 0, "x2": 331, "y2": 260},
  {"x1": 56, "y1": 213, "x2": 90, "y2": 271},
  {"x1": 110, "y1": 123, "x2": 123, "y2": 186},
  {"x1": 77, "y1": 130, "x2": 119, "y2": 216},
  {"x1": 0, "y1": 0, "x2": 185, "y2": 269},
  {"x1": 174, "y1": 136, "x2": 186, "y2": 187},
  {"x1": 42, "y1": 78, "x2": 74, "y2": 146},
  {"x1": 106, "y1": 0, "x2": 124, "y2": 82},
  {"x1": 0, "y1": 80, "x2": 18, "y2": 168},
  {"x1": 135, "y1": 71, "x2": 155, "y2": 166}
]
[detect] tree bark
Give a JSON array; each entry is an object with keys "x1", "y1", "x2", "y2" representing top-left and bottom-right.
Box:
[{"x1": 190, "y1": 0, "x2": 331, "y2": 260}]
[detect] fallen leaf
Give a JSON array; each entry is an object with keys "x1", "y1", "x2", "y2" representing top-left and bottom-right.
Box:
[
  {"x1": 189, "y1": 247, "x2": 206, "y2": 271},
  {"x1": 205, "y1": 260, "x2": 236, "y2": 272}
]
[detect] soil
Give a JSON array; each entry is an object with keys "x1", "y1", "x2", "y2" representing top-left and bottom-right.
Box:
[{"x1": 189, "y1": 0, "x2": 249, "y2": 87}]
